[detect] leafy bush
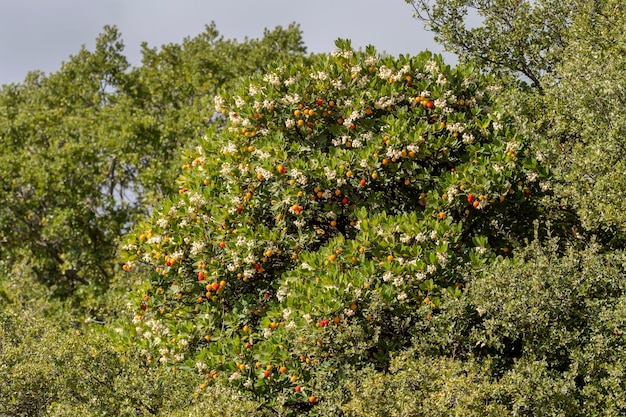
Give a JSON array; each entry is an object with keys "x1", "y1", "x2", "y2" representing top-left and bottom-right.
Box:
[{"x1": 121, "y1": 40, "x2": 546, "y2": 412}]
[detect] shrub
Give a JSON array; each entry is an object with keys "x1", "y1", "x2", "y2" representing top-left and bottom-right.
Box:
[{"x1": 121, "y1": 39, "x2": 546, "y2": 413}]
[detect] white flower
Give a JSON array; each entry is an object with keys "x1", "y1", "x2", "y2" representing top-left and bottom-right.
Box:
[
  {"x1": 213, "y1": 95, "x2": 225, "y2": 111},
  {"x1": 311, "y1": 70, "x2": 328, "y2": 81},
  {"x1": 249, "y1": 84, "x2": 261, "y2": 96},
  {"x1": 190, "y1": 240, "x2": 205, "y2": 256},
  {"x1": 447, "y1": 123, "x2": 465, "y2": 133},
  {"x1": 462, "y1": 133, "x2": 475, "y2": 144},
  {"x1": 436, "y1": 252, "x2": 448, "y2": 266},
  {"x1": 147, "y1": 235, "x2": 163, "y2": 245},
  {"x1": 254, "y1": 166, "x2": 273, "y2": 180},
  {"x1": 425, "y1": 60, "x2": 439, "y2": 74},
  {"x1": 189, "y1": 192, "x2": 207, "y2": 207},
  {"x1": 427, "y1": 264, "x2": 437, "y2": 274},
  {"x1": 229, "y1": 112, "x2": 242, "y2": 126},
  {"x1": 331, "y1": 79, "x2": 345, "y2": 90},
  {"x1": 386, "y1": 147, "x2": 402, "y2": 159},
  {"x1": 276, "y1": 288, "x2": 288, "y2": 302},
  {"x1": 221, "y1": 142, "x2": 237, "y2": 155},
  {"x1": 506, "y1": 141, "x2": 518, "y2": 152},
  {"x1": 234, "y1": 96, "x2": 245, "y2": 108},
  {"x1": 378, "y1": 66, "x2": 394, "y2": 80},
  {"x1": 263, "y1": 72, "x2": 281, "y2": 86}
]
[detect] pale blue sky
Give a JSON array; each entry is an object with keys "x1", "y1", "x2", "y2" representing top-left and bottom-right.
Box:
[{"x1": 0, "y1": 0, "x2": 452, "y2": 86}]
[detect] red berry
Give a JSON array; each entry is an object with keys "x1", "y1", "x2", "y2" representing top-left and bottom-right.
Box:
[
  {"x1": 219, "y1": 241, "x2": 225, "y2": 248},
  {"x1": 341, "y1": 197, "x2": 349, "y2": 205},
  {"x1": 263, "y1": 371, "x2": 270, "y2": 378},
  {"x1": 467, "y1": 194, "x2": 474, "y2": 203},
  {"x1": 316, "y1": 98, "x2": 323, "y2": 106},
  {"x1": 360, "y1": 179, "x2": 366, "y2": 186},
  {"x1": 140, "y1": 304, "x2": 146, "y2": 311}
]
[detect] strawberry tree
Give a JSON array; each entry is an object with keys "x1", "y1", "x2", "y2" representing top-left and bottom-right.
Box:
[{"x1": 122, "y1": 40, "x2": 548, "y2": 412}]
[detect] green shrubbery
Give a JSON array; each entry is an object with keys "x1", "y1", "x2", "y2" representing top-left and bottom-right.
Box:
[{"x1": 120, "y1": 41, "x2": 549, "y2": 412}]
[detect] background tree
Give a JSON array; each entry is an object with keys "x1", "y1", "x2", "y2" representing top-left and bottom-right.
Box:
[
  {"x1": 405, "y1": 0, "x2": 579, "y2": 89},
  {"x1": 408, "y1": 0, "x2": 626, "y2": 244},
  {"x1": 0, "y1": 23, "x2": 306, "y2": 302}
]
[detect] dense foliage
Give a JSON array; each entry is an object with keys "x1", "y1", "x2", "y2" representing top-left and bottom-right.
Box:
[
  {"x1": 0, "y1": 23, "x2": 306, "y2": 300},
  {"x1": 2, "y1": 1, "x2": 626, "y2": 415},
  {"x1": 120, "y1": 40, "x2": 547, "y2": 412}
]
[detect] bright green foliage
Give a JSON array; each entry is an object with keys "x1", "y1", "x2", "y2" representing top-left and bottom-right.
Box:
[
  {"x1": 0, "y1": 24, "x2": 306, "y2": 298},
  {"x1": 406, "y1": 0, "x2": 579, "y2": 88},
  {"x1": 541, "y1": 0, "x2": 626, "y2": 239},
  {"x1": 408, "y1": 0, "x2": 626, "y2": 244},
  {"x1": 0, "y1": 303, "x2": 267, "y2": 417},
  {"x1": 342, "y1": 238, "x2": 626, "y2": 416},
  {"x1": 123, "y1": 40, "x2": 546, "y2": 412}
]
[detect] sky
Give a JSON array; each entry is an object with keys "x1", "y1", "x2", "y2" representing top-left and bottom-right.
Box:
[{"x1": 0, "y1": 0, "x2": 454, "y2": 86}]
